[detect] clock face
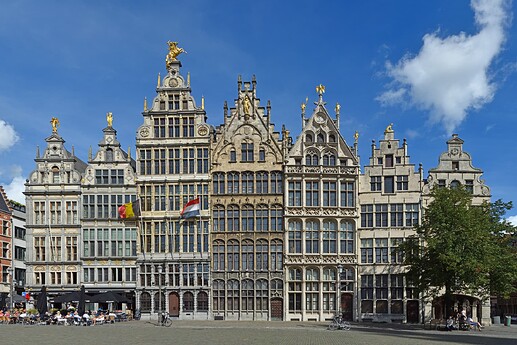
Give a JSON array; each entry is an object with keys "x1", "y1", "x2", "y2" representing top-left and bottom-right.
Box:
[{"x1": 169, "y1": 78, "x2": 179, "y2": 87}]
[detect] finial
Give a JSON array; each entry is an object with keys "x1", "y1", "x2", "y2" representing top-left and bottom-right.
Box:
[
  {"x1": 316, "y1": 84, "x2": 325, "y2": 95},
  {"x1": 354, "y1": 131, "x2": 359, "y2": 143},
  {"x1": 335, "y1": 102, "x2": 340, "y2": 114},
  {"x1": 106, "y1": 112, "x2": 113, "y2": 127},
  {"x1": 36, "y1": 145, "x2": 40, "y2": 159},
  {"x1": 88, "y1": 146, "x2": 92, "y2": 160},
  {"x1": 50, "y1": 117, "x2": 60, "y2": 133},
  {"x1": 157, "y1": 73, "x2": 161, "y2": 87},
  {"x1": 127, "y1": 146, "x2": 131, "y2": 160},
  {"x1": 301, "y1": 97, "x2": 308, "y2": 114},
  {"x1": 187, "y1": 72, "x2": 191, "y2": 87},
  {"x1": 72, "y1": 145, "x2": 75, "y2": 156},
  {"x1": 201, "y1": 95, "x2": 205, "y2": 110},
  {"x1": 165, "y1": 41, "x2": 186, "y2": 70},
  {"x1": 144, "y1": 97, "x2": 148, "y2": 111}
]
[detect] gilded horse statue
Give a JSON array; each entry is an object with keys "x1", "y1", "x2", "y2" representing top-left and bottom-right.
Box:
[{"x1": 166, "y1": 41, "x2": 186, "y2": 69}]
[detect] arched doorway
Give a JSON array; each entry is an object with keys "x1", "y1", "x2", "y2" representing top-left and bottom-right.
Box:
[
  {"x1": 169, "y1": 292, "x2": 179, "y2": 317},
  {"x1": 341, "y1": 293, "x2": 353, "y2": 321}
]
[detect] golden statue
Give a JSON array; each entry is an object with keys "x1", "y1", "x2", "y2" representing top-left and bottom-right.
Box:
[
  {"x1": 335, "y1": 102, "x2": 341, "y2": 114},
  {"x1": 242, "y1": 95, "x2": 251, "y2": 114},
  {"x1": 301, "y1": 96, "x2": 308, "y2": 113},
  {"x1": 354, "y1": 131, "x2": 359, "y2": 142},
  {"x1": 165, "y1": 41, "x2": 186, "y2": 69},
  {"x1": 316, "y1": 84, "x2": 325, "y2": 95},
  {"x1": 106, "y1": 112, "x2": 113, "y2": 127},
  {"x1": 50, "y1": 117, "x2": 60, "y2": 133},
  {"x1": 385, "y1": 123, "x2": 394, "y2": 133}
]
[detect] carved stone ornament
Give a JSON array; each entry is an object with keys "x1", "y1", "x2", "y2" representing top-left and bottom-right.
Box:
[{"x1": 140, "y1": 127, "x2": 150, "y2": 137}]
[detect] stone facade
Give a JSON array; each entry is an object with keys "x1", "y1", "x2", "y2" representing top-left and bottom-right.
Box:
[
  {"x1": 210, "y1": 76, "x2": 288, "y2": 320},
  {"x1": 284, "y1": 92, "x2": 359, "y2": 321},
  {"x1": 135, "y1": 59, "x2": 211, "y2": 319},
  {"x1": 0, "y1": 186, "x2": 13, "y2": 304}
]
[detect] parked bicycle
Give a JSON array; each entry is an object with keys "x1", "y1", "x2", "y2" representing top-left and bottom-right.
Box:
[
  {"x1": 328, "y1": 315, "x2": 351, "y2": 331},
  {"x1": 159, "y1": 311, "x2": 172, "y2": 327}
]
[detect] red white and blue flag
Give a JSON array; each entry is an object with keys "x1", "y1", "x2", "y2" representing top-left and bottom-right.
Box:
[{"x1": 180, "y1": 198, "x2": 201, "y2": 219}]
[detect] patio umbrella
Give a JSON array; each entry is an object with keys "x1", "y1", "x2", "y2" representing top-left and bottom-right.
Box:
[
  {"x1": 89, "y1": 291, "x2": 129, "y2": 303},
  {"x1": 78, "y1": 285, "x2": 86, "y2": 316},
  {"x1": 36, "y1": 286, "x2": 48, "y2": 317},
  {"x1": 11, "y1": 294, "x2": 26, "y2": 303},
  {"x1": 53, "y1": 291, "x2": 82, "y2": 303}
]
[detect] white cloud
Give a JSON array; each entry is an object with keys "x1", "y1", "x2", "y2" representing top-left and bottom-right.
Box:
[
  {"x1": 507, "y1": 215, "x2": 517, "y2": 226},
  {"x1": 0, "y1": 119, "x2": 19, "y2": 151},
  {"x1": 378, "y1": 0, "x2": 510, "y2": 133},
  {"x1": 0, "y1": 165, "x2": 25, "y2": 204}
]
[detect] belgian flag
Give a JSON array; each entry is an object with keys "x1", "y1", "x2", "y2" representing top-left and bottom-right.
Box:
[{"x1": 118, "y1": 200, "x2": 141, "y2": 219}]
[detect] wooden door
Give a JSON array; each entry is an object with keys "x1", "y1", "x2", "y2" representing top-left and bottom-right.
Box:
[
  {"x1": 341, "y1": 293, "x2": 353, "y2": 321},
  {"x1": 270, "y1": 298, "x2": 283, "y2": 320},
  {"x1": 169, "y1": 292, "x2": 179, "y2": 317},
  {"x1": 406, "y1": 300, "x2": 419, "y2": 323}
]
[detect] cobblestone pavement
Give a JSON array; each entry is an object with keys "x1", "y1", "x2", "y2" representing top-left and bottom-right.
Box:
[{"x1": 1, "y1": 320, "x2": 516, "y2": 345}]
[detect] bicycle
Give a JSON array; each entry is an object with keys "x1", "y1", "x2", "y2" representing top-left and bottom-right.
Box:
[
  {"x1": 328, "y1": 315, "x2": 351, "y2": 331},
  {"x1": 159, "y1": 311, "x2": 172, "y2": 327}
]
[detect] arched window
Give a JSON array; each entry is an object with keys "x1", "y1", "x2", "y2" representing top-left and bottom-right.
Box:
[
  {"x1": 242, "y1": 279, "x2": 254, "y2": 311},
  {"x1": 306, "y1": 134, "x2": 313, "y2": 142},
  {"x1": 322, "y1": 153, "x2": 336, "y2": 166},
  {"x1": 227, "y1": 239, "x2": 240, "y2": 271},
  {"x1": 197, "y1": 291, "x2": 208, "y2": 312},
  {"x1": 323, "y1": 267, "x2": 336, "y2": 312},
  {"x1": 323, "y1": 220, "x2": 337, "y2": 253},
  {"x1": 306, "y1": 154, "x2": 319, "y2": 166},
  {"x1": 213, "y1": 173, "x2": 225, "y2": 194},
  {"x1": 317, "y1": 133, "x2": 325, "y2": 143},
  {"x1": 229, "y1": 149, "x2": 236, "y2": 163},
  {"x1": 242, "y1": 205, "x2": 254, "y2": 232},
  {"x1": 213, "y1": 205, "x2": 225, "y2": 232},
  {"x1": 256, "y1": 279, "x2": 269, "y2": 311},
  {"x1": 52, "y1": 166, "x2": 60, "y2": 184},
  {"x1": 228, "y1": 279, "x2": 240, "y2": 312},
  {"x1": 288, "y1": 268, "x2": 302, "y2": 312},
  {"x1": 242, "y1": 172, "x2": 254, "y2": 194},
  {"x1": 340, "y1": 267, "x2": 355, "y2": 292},
  {"x1": 227, "y1": 172, "x2": 239, "y2": 194},
  {"x1": 183, "y1": 291, "x2": 194, "y2": 312},
  {"x1": 256, "y1": 204, "x2": 269, "y2": 232},
  {"x1": 154, "y1": 292, "x2": 165, "y2": 312},
  {"x1": 270, "y1": 172, "x2": 282, "y2": 193},
  {"x1": 212, "y1": 280, "x2": 225, "y2": 312},
  {"x1": 106, "y1": 148, "x2": 113, "y2": 162},
  {"x1": 227, "y1": 205, "x2": 240, "y2": 231},
  {"x1": 450, "y1": 180, "x2": 461, "y2": 189},
  {"x1": 256, "y1": 172, "x2": 269, "y2": 194},
  {"x1": 305, "y1": 267, "x2": 320, "y2": 311},
  {"x1": 213, "y1": 239, "x2": 225, "y2": 271},
  {"x1": 329, "y1": 134, "x2": 336, "y2": 143},
  {"x1": 288, "y1": 220, "x2": 302, "y2": 253},
  {"x1": 242, "y1": 239, "x2": 254, "y2": 271},
  {"x1": 340, "y1": 221, "x2": 355, "y2": 254},
  {"x1": 306, "y1": 220, "x2": 320, "y2": 254},
  {"x1": 256, "y1": 239, "x2": 269, "y2": 271},
  {"x1": 270, "y1": 239, "x2": 283, "y2": 271},
  {"x1": 140, "y1": 292, "x2": 151, "y2": 312},
  {"x1": 270, "y1": 205, "x2": 283, "y2": 231}
]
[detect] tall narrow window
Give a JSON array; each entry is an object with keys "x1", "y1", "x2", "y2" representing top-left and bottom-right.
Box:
[{"x1": 241, "y1": 143, "x2": 254, "y2": 162}]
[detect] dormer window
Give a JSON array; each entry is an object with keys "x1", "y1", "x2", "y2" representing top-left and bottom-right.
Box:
[
  {"x1": 52, "y1": 166, "x2": 60, "y2": 183},
  {"x1": 106, "y1": 148, "x2": 113, "y2": 162},
  {"x1": 452, "y1": 161, "x2": 459, "y2": 170},
  {"x1": 385, "y1": 154, "x2": 394, "y2": 167}
]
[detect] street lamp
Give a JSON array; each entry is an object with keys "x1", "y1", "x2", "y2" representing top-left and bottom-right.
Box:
[
  {"x1": 7, "y1": 266, "x2": 13, "y2": 310},
  {"x1": 157, "y1": 265, "x2": 163, "y2": 323},
  {"x1": 337, "y1": 264, "x2": 343, "y2": 318}
]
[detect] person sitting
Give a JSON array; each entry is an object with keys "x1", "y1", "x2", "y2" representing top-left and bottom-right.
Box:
[
  {"x1": 93, "y1": 312, "x2": 105, "y2": 325},
  {"x1": 82, "y1": 312, "x2": 91, "y2": 326},
  {"x1": 467, "y1": 316, "x2": 483, "y2": 331},
  {"x1": 446, "y1": 316, "x2": 455, "y2": 331}
]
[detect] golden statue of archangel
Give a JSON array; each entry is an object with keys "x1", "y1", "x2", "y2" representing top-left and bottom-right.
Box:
[
  {"x1": 107, "y1": 112, "x2": 113, "y2": 127},
  {"x1": 385, "y1": 123, "x2": 394, "y2": 133},
  {"x1": 50, "y1": 117, "x2": 60, "y2": 133},
  {"x1": 165, "y1": 41, "x2": 186, "y2": 69},
  {"x1": 316, "y1": 84, "x2": 325, "y2": 95}
]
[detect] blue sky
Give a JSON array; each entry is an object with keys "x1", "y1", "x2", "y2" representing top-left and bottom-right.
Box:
[{"x1": 0, "y1": 0, "x2": 516, "y2": 222}]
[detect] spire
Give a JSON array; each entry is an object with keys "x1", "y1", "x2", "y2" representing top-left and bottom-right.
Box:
[
  {"x1": 187, "y1": 72, "x2": 191, "y2": 87},
  {"x1": 157, "y1": 73, "x2": 161, "y2": 88},
  {"x1": 201, "y1": 95, "x2": 205, "y2": 110},
  {"x1": 36, "y1": 145, "x2": 40, "y2": 158},
  {"x1": 144, "y1": 97, "x2": 148, "y2": 112},
  {"x1": 127, "y1": 146, "x2": 131, "y2": 161}
]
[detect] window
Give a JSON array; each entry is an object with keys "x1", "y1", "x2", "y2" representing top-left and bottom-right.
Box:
[
  {"x1": 396, "y1": 175, "x2": 408, "y2": 191},
  {"x1": 256, "y1": 279, "x2": 269, "y2": 311},
  {"x1": 465, "y1": 180, "x2": 474, "y2": 193},
  {"x1": 197, "y1": 148, "x2": 209, "y2": 174},
  {"x1": 213, "y1": 240, "x2": 225, "y2": 271},
  {"x1": 375, "y1": 204, "x2": 388, "y2": 227},
  {"x1": 168, "y1": 118, "x2": 180, "y2": 137},
  {"x1": 242, "y1": 172, "x2": 254, "y2": 194},
  {"x1": 405, "y1": 204, "x2": 419, "y2": 226},
  {"x1": 437, "y1": 179, "x2": 446, "y2": 188},
  {"x1": 242, "y1": 240, "x2": 254, "y2": 271},
  {"x1": 34, "y1": 236, "x2": 46, "y2": 261},
  {"x1": 197, "y1": 291, "x2": 209, "y2": 312},
  {"x1": 154, "y1": 117, "x2": 166, "y2": 138},
  {"x1": 229, "y1": 149, "x2": 236, "y2": 163},
  {"x1": 227, "y1": 280, "x2": 240, "y2": 312},
  {"x1": 256, "y1": 240, "x2": 268, "y2": 271},
  {"x1": 288, "y1": 220, "x2": 302, "y2": 253},
  {"x1": 390, "y1": 204, "x2": 404, "y2": 227},
  {"x1": 340, "y1": 267, "x2": 355, "y2": 292},
  {"x1": 305, "y1": 268, "x2": 319, "y2": 311},
  {"x1": 241, "y1": 143, "x2": 254, "y2": 162},
  {"x1": 384, "y1": 176, "x2": 394, "y2": 193},
  {"x1": 340, "y1": 221, "x2": 354, "y2": 254},
  {"x1": 340, "y1": 181, "x2": 355, "y2": 207},
  {"x1": 322, "y1": 268, "x2": 336, "y2": 312},
  {"x1": 259, "y1": 148, "x2": 265, "y2": 161},
  {"x1": 306, "y1": 181, "x2": 319, "y2": 207},
  {"x1": 183, "y1": 117, "x2": 195, "y2": 137},
  {"x1": 323, "y1": 220, "x2": 337, "y2": 253},
  {"x1": 450, "y1": 180, "x2": 461, "y2": 189},
  {"x1": 377, "y1": 157, "x2": 383, "y2": 165},
  {"x1": 227, "y1": 240, "x2": 239, "y2": 271},
  {"x1": 288, "y1": 181, "x2": 302, "y2": 206},
  {"x1": 306, "y1": 134, "x2": 313, "y2": 142},
  {"x1": 306, "y1": 154, "x2": 319, "y2": 166},
  {"x1": 256, "y1": 205, "x2": 268, "y2": 232},
  {"x1": 270, "y1": 239, "x2": 283, "y2": 271},
  {"x1": 323, "y1": 153, "x2": 336, "y2": 166},
  {"x1": 375, "y1": 239, "x2": 388, "y2": 263},
  {"x1": 323, "y1": 181, "x2": 337, "y2": 206},
  {"x1": 228, "y1": 173, "x2": 239, "y2": 194},
  {"x1": 14, "y1": 227, "x2": 26, "y2": 240},
  {"x1": 390, "y1": 238, "x2": 404, "y2": 263},
  {"x1": 213, "y1": 280, "x2": 225, "y2": 312},
  {"x1": 375, "y1": 274, "x2": 388, "y2": 313},
  {"x1": 213, "y1": 173, "x2": 225, "y2": 195},
  {"x1": 139, "y1": 149, "x2": 152, "y2": 175},
  {"x1": 52, "y1": 166, "x2": 60, "y2": 183},
  {"x1": 256, "y1": 172, "x2": 268, "y2": 194},
  {"x1": 361, "y1": 205, "x2": 373, "y2": 228},
  {"x1": 396, "y1": 156, "x2": 402, "y2": 164},
  {"x1": 361, "y1": 239, "x2": 373, "y2": 263},
  {"x1": 182, "y1": 148, "x2": 195, "y2": 174},
  {"x1": 385, "y1": 154, "x2": 393, "y2": 167},
  {"x1": 370, "y1": 176, "x2": 381, "y2": 191},
  {"x1": 270, "y1": 172, "x2": 282, "y2": 193},
  {"x1": 452, "y1": 161, "x2": 459, "y2": 170},
  {"x1": 288, "y1": 268, "x2": 302, "y2": 312},
  {"x1": 270, "y1": 206, "x2": 283, "y2": 232},
  {"x1": 317, "y1": 133, "x2": 325, "y2": 143},
  {"x1": 361, "y1": 275, "x2": 374, "y2": 313},
  {"x1": 306, "y1": 220, "x2": 320, "y2": 254},
  {"x1": 227, "y1": 205, "x2": 240, "y2": 232}
]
